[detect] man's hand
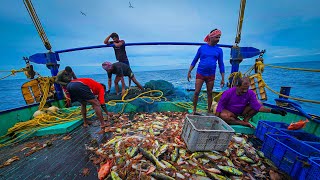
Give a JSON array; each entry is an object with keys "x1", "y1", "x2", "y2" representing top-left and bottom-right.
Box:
[
  {"x1": 101, "y1": 104, "x2": 106, "y2": 109},
  {"x1": 220, "y1": 79, "x2": 225, "y2": 88},
  {"x1": 271, "y1": 108, "x2": 287, "y2": 116},
  {"x1": 187, "y1": 72, "x2": 191, "y2": 82}
]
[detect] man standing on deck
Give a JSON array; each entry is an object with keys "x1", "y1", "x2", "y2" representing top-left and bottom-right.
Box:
[
  {"x1": 55, "y1": 66, "x2": 77, "y2": 107},
  {"x1": 215, "y1": 77, "x2": 287, "y2": 128},
  {"x1": 102, "y1": 61, "x2": 144, "y2": 96},
  {"x1": 104, "y1": 32, "x2": 132, "y2": 87},
  {"x1": 67, "y1": 78, "x2": 110, "y2": 134}
]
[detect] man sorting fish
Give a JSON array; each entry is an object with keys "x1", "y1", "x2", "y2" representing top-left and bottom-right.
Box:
[{"x1": 216, "y1": 77, "x2": 287, "y2": 128}]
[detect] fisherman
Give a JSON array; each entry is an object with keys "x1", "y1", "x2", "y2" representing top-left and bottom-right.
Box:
[
  {"x1": 187, "y1": 28, "x2": 225, "y2": 115},
  {"x1": 55, "y1": 66, "x2": 77, "y2": 107},
  {"x1": 67, "y1": 78, "x2": 110, "y2": 133},
  {"x1": 104, "y1": 32, "x2": 132, "y2": 87},
  {"x1": 215, "y1": 77, "x2": 287, "y2": 128},
  {"x1": 102, "y1": 61, "x2": 144, "y2": 96}
]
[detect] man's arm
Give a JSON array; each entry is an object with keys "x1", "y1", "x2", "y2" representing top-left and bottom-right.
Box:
[
  {"x1": 97, "y1": 87, "x2": 108, "y2": 116},
  {"x1": 218, "y1": 48, "x2": 225, "y2": 87},
  {"x1": 72, "y1": 72, "x2": 77, "y2": 79},
  {"x1": 107, "y1": 72, "x2": 112, "y2": 91},
  {"x1": 104, "y1": 34, "x2": 112, "y2": 44},
  {"x1": 100, "y1": 104, "x2": 109, "y2": 116},
  {"x1": 258, "y1": 106, "x2": 287, "y2": 116},
  {"x1": 258, "y1": 106, "x2": 272, "y2": 113},
  {"x1": 55, "y1": 71, "x2": 68, "y2": 86},
  {"x1": 215, "y1": 91, "x2": 228, "y2": 117},
  {"x1": 251, "y1": 91, "x2": 286, "y2": 116},
  {"x1": 220, "y1": 72, "x2": 225, "y2": 87},
  {"x1": 187, "y1": 48, "x2": 201, "y2": 82},
  {"x1": 187, "y1": 65, "x2": 195, "y2": 82},
  {"x1": 108, "y1": 78, "x2": 112, "y2": 92}
]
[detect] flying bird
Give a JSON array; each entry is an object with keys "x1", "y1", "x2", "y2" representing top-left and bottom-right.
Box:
[
  {"x1": 80, "y1": 11, "x2": 86, "y2": 16},
  {"x1": 129, "y1": 2, "x2": 134, "y2": 8}
]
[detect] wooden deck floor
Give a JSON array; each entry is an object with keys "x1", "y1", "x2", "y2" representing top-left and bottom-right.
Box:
[{"x1": 0, "y1": 120, "x2": 110, "y2": 180}]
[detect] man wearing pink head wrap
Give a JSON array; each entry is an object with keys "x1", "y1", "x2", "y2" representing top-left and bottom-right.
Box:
[
  {"x1": 204, "y1": 29, "x2": 222, "y2": 42},
  {"x1": 187, "y1": 28, "x2": 225, "y2": 115}
]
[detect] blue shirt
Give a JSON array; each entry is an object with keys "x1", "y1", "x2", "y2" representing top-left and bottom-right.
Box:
[{"x1": 191, "y1": 44, "x2": 225, "y2": 76}]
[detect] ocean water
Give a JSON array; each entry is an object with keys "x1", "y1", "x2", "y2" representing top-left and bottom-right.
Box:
[{"x1": 0, "y1": 61, "x2": 319, "y2": 115}]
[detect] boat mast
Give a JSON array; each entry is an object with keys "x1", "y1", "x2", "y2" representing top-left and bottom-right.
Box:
[
  {"x1": 235, "y1": 0, "x2": 246, "y2": 45},
  {"x1": 230, "y1": 0, "x2": 246, "y2": 73},
  {"x1": 23, "y1": 0, "x2": 64, "y2": 100}
]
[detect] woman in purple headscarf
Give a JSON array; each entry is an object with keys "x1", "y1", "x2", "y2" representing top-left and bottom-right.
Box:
[{"x1": 187, "y1": 29, "x2": 225, "y2": 115}]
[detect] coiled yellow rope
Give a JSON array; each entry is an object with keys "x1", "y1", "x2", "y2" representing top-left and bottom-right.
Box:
[
  {"x1": 107, "y1": 89, "x2": 165, "y2": 106},
  {"x1": 251, "y1": 74, "x2": 320, "y2": 104},
  {"x1": 228, "y1": 72, "x2": 243, "y2": 87},
  {"x1": 0, "y1": 107, "x2": 94, "y2": 147},
  {"x1": 37, "y1": 77, "x2": 55, "y2": 110}
]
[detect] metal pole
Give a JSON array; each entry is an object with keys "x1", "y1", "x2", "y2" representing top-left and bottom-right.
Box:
[{"x1": 45, "y1": 52, "x2": 63, "y2": 100}]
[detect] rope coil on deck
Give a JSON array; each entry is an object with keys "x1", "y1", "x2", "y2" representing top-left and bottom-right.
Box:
[{"x1": 0, "y1": 107, "x2": 94, "y2": 147}]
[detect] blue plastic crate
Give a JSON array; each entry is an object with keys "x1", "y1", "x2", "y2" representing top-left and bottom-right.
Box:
[
  {"x1": 305, "y1": 142, "x2": 320, "y2": 150},
  {"x1": 262, "y1": 134, "x2": 320, "y2": 179},
  {"x1": 306, "y1": 157, "x2": 320, "y2": 180},
  {"x1": 255, "y1": 121, "x2": 288, "y2": 141},
  {"x1": 281, "y1": 129, "x2": 320, "y2": 142}
]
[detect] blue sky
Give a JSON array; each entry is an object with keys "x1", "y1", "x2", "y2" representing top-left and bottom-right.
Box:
[{"x1": 1, "y1": 0, "x2": 320, "y2": 78}]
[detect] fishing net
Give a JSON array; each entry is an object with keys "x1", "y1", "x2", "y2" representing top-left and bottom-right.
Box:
[{"x1": 144, "y1": 80, "x2": 175, "y2": 97}]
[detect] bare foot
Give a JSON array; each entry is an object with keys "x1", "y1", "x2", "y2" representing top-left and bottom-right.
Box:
[
  {"x1": 83, "y1": 121, "x2": 92, "y2": 127},
  {"x1": 96, "y1": 129, "x2": 105, "y2": 134},
  {"x1": 83, "y1": 123, "x2": 89, "y2": 128},
  {"x1": 100, "y1": 123, "x2": 109, "y2": 128}
]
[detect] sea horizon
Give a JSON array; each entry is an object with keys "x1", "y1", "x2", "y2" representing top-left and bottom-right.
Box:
[{"x1": 1, "y1": 59, "x2": 319, "y2": 81}]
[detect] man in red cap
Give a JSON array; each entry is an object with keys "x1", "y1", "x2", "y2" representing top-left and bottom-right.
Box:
[{"x1": 102, "y1": 61, "x2": 143, "y2": 96}]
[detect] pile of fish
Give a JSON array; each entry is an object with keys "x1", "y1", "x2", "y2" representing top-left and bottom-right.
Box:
[{"x1": 86, "y1": 112, "x2": 287, "y2": 180}]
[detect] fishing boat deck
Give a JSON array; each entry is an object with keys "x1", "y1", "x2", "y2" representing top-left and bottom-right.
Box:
[
  {"x1": 0, "y1": 120, "x2": 108, "y2": 179},
  {"x1": 0, "y1": 111, "x2": 279, "y2": 180}
]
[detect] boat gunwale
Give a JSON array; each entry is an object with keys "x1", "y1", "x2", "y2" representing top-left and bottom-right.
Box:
[
  {"x1": 0, "y1": 99, "x2": 55, "y2": 114},
  {"x1": 0, "y1": 99, "x2": 318, "y2": 120}
]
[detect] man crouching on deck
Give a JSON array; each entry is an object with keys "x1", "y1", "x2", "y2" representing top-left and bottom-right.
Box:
[
  {"x1": 67, "y1": 78, "x2": 110, "y2": 133},
  {"x1": 102, "y1": 61, "x2": 144, "y2": 96},
  {"x1": 215, "y1": 77, "x2": 287, "y2": 128}
]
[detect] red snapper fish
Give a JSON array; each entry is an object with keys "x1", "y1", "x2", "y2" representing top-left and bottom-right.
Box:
[
  {"x1": 98, "y1": 160, "x2": 113, "y2": 180},
  {"x1": 287, "y1": 119, "x2": 309, "y2": 130}
]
